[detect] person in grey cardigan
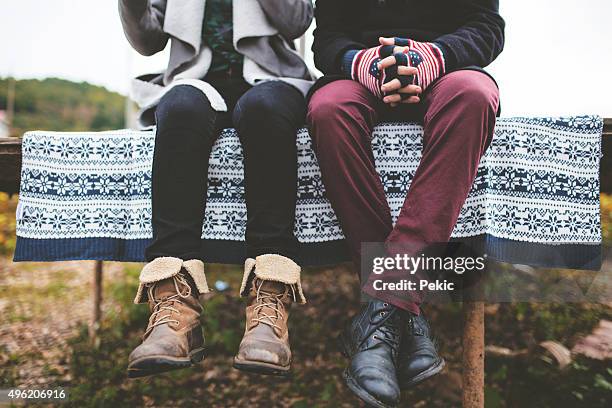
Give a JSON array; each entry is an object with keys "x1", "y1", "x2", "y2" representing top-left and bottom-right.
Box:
[{"x1": 119, "y1": 0, "x2": 313, "y2": 379}]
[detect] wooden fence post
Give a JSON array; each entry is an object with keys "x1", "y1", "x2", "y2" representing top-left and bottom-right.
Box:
[
  {"x1": 89, "y1": 260, "x2": 104, "y2": 342},
  {"x1": 462, "y1": 301, "x2": 485, "y2": 408}
]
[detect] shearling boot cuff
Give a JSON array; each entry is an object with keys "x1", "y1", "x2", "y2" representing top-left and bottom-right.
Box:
[
  {"x1": 239, "y1": 254, "x2": 306, "y2": 304},
  {"x1": 134, "y1": 257, "x2": 210, "y2": 304}
]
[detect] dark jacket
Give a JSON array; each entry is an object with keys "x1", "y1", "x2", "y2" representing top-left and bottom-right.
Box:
[{"x1": 311, "y1": 0, "x2": 505, "y2": 91}]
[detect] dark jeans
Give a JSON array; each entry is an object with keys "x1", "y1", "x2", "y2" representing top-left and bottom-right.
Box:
[
  {"x1": 145, "y1": 79, "x2": 306, "y2": 263},
  {"x1": 307, "y1": 71, "x2": 500, "y2": 313}
]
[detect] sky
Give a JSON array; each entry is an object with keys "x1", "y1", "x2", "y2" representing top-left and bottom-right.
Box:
[{"x1": 1, "y1": 0, "x2": 611, "y2": 117}]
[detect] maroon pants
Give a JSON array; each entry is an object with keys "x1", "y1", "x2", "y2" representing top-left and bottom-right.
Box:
[{"x1": 307, "y1": 70, "x2": 500, "y2": 314}]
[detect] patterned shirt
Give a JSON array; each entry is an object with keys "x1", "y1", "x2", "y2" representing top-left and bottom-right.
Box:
[{"x1": 202, "y1": 0, "x2": 242, "y2": 73}]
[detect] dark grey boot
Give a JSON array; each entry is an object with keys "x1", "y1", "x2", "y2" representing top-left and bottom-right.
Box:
[
  {"x1": 398, "y1": 310, "x2": 445, "y2": 389},
  {"x1": 340, "y1": 300, "x2": 406, "y2": 408}
]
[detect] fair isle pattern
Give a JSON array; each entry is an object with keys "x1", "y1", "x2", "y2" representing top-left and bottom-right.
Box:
[{"x1": 16, "y1": 117, "x2": 602, "y2": 247}]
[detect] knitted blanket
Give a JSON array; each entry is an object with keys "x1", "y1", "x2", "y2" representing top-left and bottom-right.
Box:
[{"x1": 14, "y1": 116, "x2": 603, "y2": 269}]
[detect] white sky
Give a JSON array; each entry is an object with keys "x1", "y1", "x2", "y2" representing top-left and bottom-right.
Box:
[{"x1": 1, "y1": 0, "x2": 611, "y2": 117}]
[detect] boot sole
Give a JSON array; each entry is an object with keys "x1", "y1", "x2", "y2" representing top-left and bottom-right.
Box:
[
  {"x1": 232, "y1": 357, "x2": 291, "y2": 377},
  {"x1": 399, "y1": 357, "x2": 446, "y2": 389},
  {"x1": 343, "y1": 368, "x2": 397, "y2": 408},
  {"x1": 127, "y1": 347, "x2": 206, "y2": 379}
]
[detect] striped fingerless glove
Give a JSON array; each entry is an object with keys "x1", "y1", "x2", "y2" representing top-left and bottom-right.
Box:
[
  {"x1": 394, "y1": 38, "x2": 446, "y2": 91},
  {"x1": 342, "y1": 45, "x2": 397, "y2": 99},
  {"x1": 342, "y1": 38, "x2": 446, "y2": 98}
]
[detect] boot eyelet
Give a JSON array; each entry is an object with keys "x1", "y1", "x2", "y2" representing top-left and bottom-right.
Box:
[
  {"x1": 380, "y1": 311, "x2": 386, "y2": 317},
  {"x1": 383, "y1": 303, "x2": 389, "y2": 307},
  {"x1": 373, "y1": 335, "x2": 378, "y2": 340}
]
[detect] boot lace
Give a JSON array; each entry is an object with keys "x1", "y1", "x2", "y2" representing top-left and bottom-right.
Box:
[
  {"x1": 144, "y1": 274, "x2": 192, "y2": 338},
  {"x1": 356, "y1": 305, "x2": 402, "y2": 354},
  {"x1": 251, "y1": 280, "x2": 296, "y2": 331},
  {"x1": 372, "y1": 309, "x2": 402, "y2": 351}
]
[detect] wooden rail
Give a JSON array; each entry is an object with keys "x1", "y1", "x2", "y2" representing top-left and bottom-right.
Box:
[
  {"x1": 0, "y1": 119, "x2": 610, "y2": 408},
  {"x1": 0, "y1": 137, "x2": 22, "y2": 194}
]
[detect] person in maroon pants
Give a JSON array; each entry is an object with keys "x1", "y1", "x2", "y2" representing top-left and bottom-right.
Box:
[{"x1": 307, "y1": 1, "x2": 504, "y2": 407}]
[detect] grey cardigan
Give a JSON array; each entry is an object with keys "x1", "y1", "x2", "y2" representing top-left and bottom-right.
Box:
[{"x1": 119, "y1": 0, "x2": 314, "y2": 126}]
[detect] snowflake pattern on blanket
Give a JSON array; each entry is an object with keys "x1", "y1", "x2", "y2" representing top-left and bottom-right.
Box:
[{"x1": 15, "y1": 117, "x2": 602, "y2": 250}]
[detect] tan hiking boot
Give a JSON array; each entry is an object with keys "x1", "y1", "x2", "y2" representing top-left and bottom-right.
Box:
[
  {"x1": 128, "y1": 258, "x2": 210, "y2": 378},
  {"x1": 233, "y1": 255, "x2": 306, "y2": 376}
]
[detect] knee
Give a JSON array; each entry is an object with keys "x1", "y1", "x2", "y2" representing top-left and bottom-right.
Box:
[
  {"x1": 445, "y1": 71, "x2": 499, "y2": 116},
  {"x1": 156, "y1": 85, "x2": 213, "y2": 127},
  {"x1": 234, "y1": 92, "x2": 275, "y2": 128},
  {"x1": 234, "y1": 82, "x2": 305, "y2": 152},
  {"x1": 307, "y1": 90, "x2": 335, "y2": 128},
  {"x1": 233, "y1": 82, "x2": 301, "y2": 129},
  {"x1": 308, "y1": 97, "x2": 346, "y2": 153},
  {"x1": 427, "y1": 72, "x2": 499, "y2": 151},
  {"x1": 307, "y1": 84, "x2": 346, "y2": 128},
  {"x1": 307, "y1": 83, "x2": 365, "y2": 151}
]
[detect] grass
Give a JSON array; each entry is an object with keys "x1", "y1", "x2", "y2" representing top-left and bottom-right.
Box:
[
  {"x1": 1, "y1": 268, "x2": 84, "y2": 323},
  {"x1": 1, "y1": 262, "x2": 609, "y2": 407}
]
